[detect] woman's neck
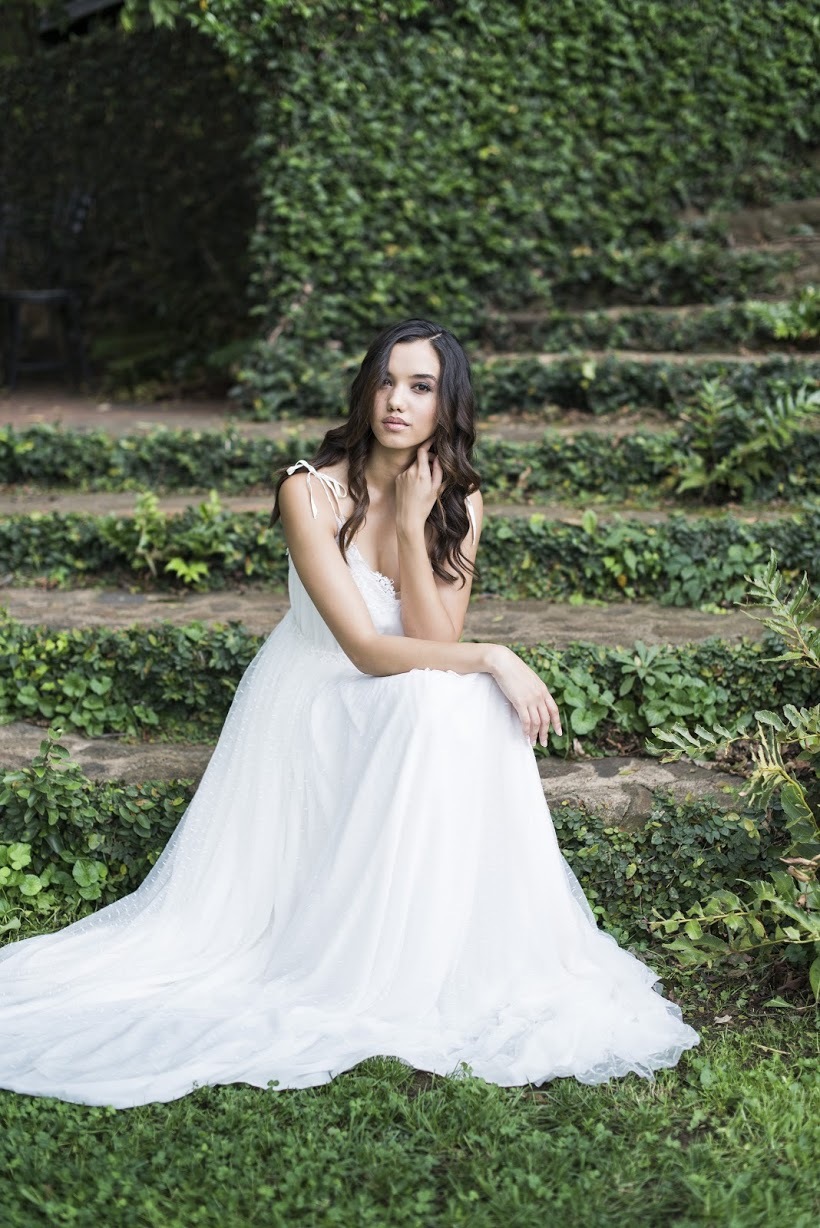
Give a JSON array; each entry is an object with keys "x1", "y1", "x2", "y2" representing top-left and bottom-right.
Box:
[{"x1": 363, "y1": 442, "x2": 415, "y2": 495}]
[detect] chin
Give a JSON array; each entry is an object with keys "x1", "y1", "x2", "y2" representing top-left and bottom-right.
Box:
[{"x1": 374, "y1": 429, "x2": 424, "y2": 449}]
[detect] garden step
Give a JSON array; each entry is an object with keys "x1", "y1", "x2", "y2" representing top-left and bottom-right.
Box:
[
  {"x1": 0, "y1": 392, "x2": 677, "y2": 442},
  {"x1": 0, "y1": 390, "x2": 681, "y2": 440},
  {"x1": 722, "y1": 196, "x2": 820, "y2": 245},
  {"x1": 0, "y1": 586, "x2": 764, "y2": 647},
  {"x1": 0, "y1": 720, "x2": 741, "y2": 826},
  {"x1": 538, "y1": 754, "x2": 741, "y2": 828},
  {"x1": 0, "y1": 489, "x2": 799, "y2": 523}
]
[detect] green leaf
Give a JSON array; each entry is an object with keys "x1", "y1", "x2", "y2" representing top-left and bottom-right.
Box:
[
  {"x1": 72, "y1": 859, "x2": 103, "y2": 889},
  {"x1": 780, "y1": 782, "x2": 813, "y2": 824},
  {"x1": 809, "y1": 955, "x2": 820, "y2": 1002}
]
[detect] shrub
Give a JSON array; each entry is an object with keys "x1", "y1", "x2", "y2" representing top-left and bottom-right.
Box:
[
  {"x1": 189, "y1": 1, "x2": 819, "y2": 359},
  {"x1": 651, "y1": 552, "x2": 820, "y2": 997},
  {"x1": 2, "y1": 499, "x2": 819, "y2": 604},
  {"x1": 1, "y1": 613, "x2": 816, "y2": 746}
]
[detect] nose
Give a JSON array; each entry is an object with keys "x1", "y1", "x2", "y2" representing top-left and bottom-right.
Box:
[{"x1": 388, "y1": 388, "x2": 409, "y2": 413}]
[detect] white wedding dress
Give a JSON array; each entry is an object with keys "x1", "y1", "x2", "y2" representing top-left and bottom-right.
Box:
[{"x1": 0, "y1": 462, "x2": 699, "y2": 1107}]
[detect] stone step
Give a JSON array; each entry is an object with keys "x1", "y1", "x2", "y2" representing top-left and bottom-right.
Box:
[
  {"x1": 0, "y1": 393, "x2": 747, "y2": 441},
  {"x1": 0, "y1": 489, "x2": 800, "y2": 523},
  {"x1": 538, "y1": 754, "x2": 740, "y2": 829},
  {"x1": 721, "y1": 197, "x2": 820, "y2": 245},
  {"x1": 2, "y1": 344, "x2": 817, "y2": 438},
  {"x1": 0, "y1": 586, "x2": 764, "y2": 647},
  {"x1": 0, "y1": 394, "x2": 679, "y2": 442},
  {"x1": 0, "y1": 720, "x2": 741, "y2": 827}
]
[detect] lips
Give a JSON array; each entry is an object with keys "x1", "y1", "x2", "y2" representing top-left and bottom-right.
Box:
[{"x1": 383, "y1": 418, "x2": 409, "y2": 427}]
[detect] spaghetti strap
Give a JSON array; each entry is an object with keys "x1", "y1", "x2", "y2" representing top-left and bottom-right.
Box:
[
  {"x1": 286, "y1": 459, "x2": 347, "y2": 525},
  {"x1": 465, "y1": 493, "x2": 477, "y2": 544}
]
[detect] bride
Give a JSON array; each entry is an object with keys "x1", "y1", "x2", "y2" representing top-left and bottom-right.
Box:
[{"x1": 0, "y1": 318, "x2": 700, "y2": 1107}]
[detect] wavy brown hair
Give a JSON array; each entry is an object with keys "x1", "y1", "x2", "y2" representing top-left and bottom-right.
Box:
[{"x1": 271, "y1": 319, "x2": 481, "y2": 585}]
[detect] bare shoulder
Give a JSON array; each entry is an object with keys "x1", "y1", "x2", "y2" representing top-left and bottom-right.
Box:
[
  {"x1": 277, "y1": 470, "x2": 337, "y2": 540},
  {"x1": 317, "y1": 459, "x2": 349, "y2": 485},
  {"x1": 277, "y1": 468, "x2": 310, "y2": 515}
]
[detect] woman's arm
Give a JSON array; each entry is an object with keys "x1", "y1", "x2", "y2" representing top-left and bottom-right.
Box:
[
  {"x1": 278, "y1": 473, "x2": 561, "y2": 745},
  {"x1": 395, "y1": 442, "x2": 482, "y2": 641}
]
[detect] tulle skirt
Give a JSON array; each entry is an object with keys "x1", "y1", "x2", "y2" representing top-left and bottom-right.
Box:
[{"x1": 0, "y1": 614, "x2": 700, "y2": 1106}]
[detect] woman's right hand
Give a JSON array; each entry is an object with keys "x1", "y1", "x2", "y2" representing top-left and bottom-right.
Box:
[{"x1": 486, "y1": 645, "x2": 563, "y2": 747}]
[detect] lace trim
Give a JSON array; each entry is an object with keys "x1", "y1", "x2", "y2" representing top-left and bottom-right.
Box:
[{"x1": 347, "y1": 545, "x2": 400, "y2": 604}]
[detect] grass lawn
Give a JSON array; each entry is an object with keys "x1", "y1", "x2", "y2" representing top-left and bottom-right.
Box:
[{"x1": 1, "y1": 959, "x2": 817, "y2": 1228}]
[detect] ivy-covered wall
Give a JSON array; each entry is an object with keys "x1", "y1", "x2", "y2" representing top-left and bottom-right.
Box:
[
  {"x1": 0, "y1": 20, "x2": 256, "y2": 386},
  {"x1": 2, "y1": 1, "x2": 818, "y2": 382},
  {"x1": 206, "y1": 0, "x2": 820, "y2": 354}
]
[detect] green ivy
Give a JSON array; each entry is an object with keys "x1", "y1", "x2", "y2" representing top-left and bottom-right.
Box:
[
  {"x1": 0, "y1": 736, "x2": 188, "y2": 936},
  {"x1": 188, "y1": 0, "x2": 819, "y2": 359},
  {"x1": 481, "y1": 295, "x2": 819, "y2": 354},
  {"x1": 2, "y1": 500, "x2": 818, "y2": 603},
  {"x1": 4, "y1": 421, "x2": 819, "y2": 504},
  {"x1": 0, "y1": 612, "x2": 815, "y2": 745},
  {"x1": 236, "y1": 346, "x2": 820, "y2": 420}
]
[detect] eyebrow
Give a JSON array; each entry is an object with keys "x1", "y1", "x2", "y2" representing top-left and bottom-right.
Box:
[{"x1": 387, "y1": 372, "x2": 438, "y2": 381}]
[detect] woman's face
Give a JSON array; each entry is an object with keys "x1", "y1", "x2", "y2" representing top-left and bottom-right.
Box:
[{"x1": 370, "y1": 339, "x2": 440, "y2": 451}]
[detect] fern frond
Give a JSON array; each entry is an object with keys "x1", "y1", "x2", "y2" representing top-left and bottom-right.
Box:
[{"x1": 742, "y1": 550, "x2": 820, "y2": 669}]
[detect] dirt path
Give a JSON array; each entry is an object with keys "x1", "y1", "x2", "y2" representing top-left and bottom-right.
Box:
[
  {"x1": 0, "y1": 387, "x2": 676, "y2": 439},
  {"x1": 0, "y1": 488, "x2": 798, "y2": 523},
  {"x1": 0, "y1": 586, "x2": 763, "y2": 647}
]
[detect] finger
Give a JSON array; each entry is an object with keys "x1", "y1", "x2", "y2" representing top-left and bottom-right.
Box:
[
  {"x1": 544, "y1": 691, "x2": 563, "y2": 737},
  {"x1": 537, "y1": 701, "x2": 552, "y2": 747},
  {"x1": 514, "y1": 701, "x2": 531, "y2": 741},
  {"x1": 526, "y1": 704, "x2": 542, "y2": 745}
]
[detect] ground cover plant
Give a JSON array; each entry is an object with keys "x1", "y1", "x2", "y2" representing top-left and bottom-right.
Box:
[
  {"x1": 0, "y1": 1013, "x2": 816, "y2": 1228},
  {"x1": 0, "y1": 731, "x2": 787, "y2": 941},
  {"x1": 1, "y1": 615, "x2": 816, "y2": 742},
  {"x1": 4, "y1": 388, "x2": 820, "y2": 503},
  {"x1": 2, "y1": 498, "x2": 819, "y2": 603},
  {"x1": 173, "y1": 0, "x2": 818, "y2": 364},
  {"x1": 651, "y1": 554, "x2": 820, "y2": 998},
  {"x1": 481, "y1": 291, "x2": 820, "y2": 353},
  {"x1": 235, "y1": 348, "x2": 819, "y2": 421}
]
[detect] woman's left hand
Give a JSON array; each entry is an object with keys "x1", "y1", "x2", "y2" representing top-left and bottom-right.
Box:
[{"x1": 396, "y1": 442, "x2": 444, "y2": 534}]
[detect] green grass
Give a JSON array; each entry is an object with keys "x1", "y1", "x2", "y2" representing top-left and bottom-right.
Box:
[{"x1": 1, "y1": 984, "x2": 817, "y2": 1228}]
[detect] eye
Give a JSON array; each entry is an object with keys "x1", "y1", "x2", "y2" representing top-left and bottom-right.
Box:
[
  {"x1": 413, "y1": 382, "x2": 433, "y2": 394},
  {"x1": 381, "y1": 376, "x2": 393, "y2": 388}
]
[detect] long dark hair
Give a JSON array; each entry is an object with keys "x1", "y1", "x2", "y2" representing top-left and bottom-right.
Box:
[{"x1": 271, "y1": 318, "x2": 481, "y2": 585}]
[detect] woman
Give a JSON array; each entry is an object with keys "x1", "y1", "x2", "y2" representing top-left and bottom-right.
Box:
[{"x1": 0, "y1": 319, "x2": 699, "y2": 1108}]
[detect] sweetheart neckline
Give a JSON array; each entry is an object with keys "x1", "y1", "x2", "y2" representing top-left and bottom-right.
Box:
[{"x1": 348, "y1": 543, "x2": 401, "y2": 601}]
